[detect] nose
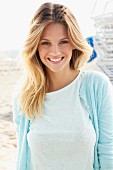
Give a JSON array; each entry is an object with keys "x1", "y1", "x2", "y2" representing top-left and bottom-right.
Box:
[{"x1": 50, "y1": 44, "x2": 61, "y2": 56}]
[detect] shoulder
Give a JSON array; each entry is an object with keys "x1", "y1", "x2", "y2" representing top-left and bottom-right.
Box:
[
  {"x1": 12, "y1": 74, "x2": 28, "y2": 127},
  {"x1": 80, "y1": 70, "x2": 113, "y2": 99},
  {"x1": 81, "y1": 70, "x2": 110, "y2": 87},
  {"x1": 83, "y1": 70, "x2": 109, "y2": 81},
  {"x1": 12, "y1": 74, "x2": 25, "y2": 99},
  {"x1": 12, "y1": 74, "x2": 25, "y2": 115}
]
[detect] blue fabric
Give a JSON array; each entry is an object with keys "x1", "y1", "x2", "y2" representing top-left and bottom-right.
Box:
[
  {"x1": 86, "y1": 36, "x2": 97, "y2": 62},
  {"x1": 12, "y1": 70, "x2": 113, "y2": 170}
]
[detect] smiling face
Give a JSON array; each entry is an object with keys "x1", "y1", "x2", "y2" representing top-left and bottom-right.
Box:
[{"x1": 38, "y1": 22, "x2": 74, "y2": 74}]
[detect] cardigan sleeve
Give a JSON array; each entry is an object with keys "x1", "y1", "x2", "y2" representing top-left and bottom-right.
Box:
[
  {"x1": 12, "y1": 76, "x2": 24, "y2": 137},
  {"x1": 97, "y1": 75, "x2": 113, "y2": 169},
  {"x1": 12, "y1": 83, "x2": 30, "y2": 170},
  {"x1": 12, "y1": 91, "x2": 21, "y2": 138}
]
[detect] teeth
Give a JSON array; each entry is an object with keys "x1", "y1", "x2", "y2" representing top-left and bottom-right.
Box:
[{"x1": 49, "y1": 58, "x2": 62, "y2": 62}]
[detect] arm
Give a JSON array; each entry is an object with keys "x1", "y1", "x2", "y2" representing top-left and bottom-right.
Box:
[
  {"x1": 97, "y1": 77, "x2": 113, "y2": 169},
  {"x1": 12, "y1": 91, "x2": 30, "y2": 170},
  {"x1": 12, "y1": 76, "x2": 24, "y2": 137},
  {"x1": 12, "y1": 96, "x2": 20, "y2": 137}
]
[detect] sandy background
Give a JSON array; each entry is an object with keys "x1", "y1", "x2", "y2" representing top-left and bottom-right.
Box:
[
  {"x1": 0, "y1": 58, "x2": 97, "y2": 170},
  {"x1": 0, "y1": 59, "x2": 22, "y2": 170}
]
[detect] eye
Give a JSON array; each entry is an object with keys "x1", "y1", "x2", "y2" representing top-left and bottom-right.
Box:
[
  {"x1": 41, "y1": 42, "x2": 50, "y2": 45},
  {"x1": 60, "y1": 40, "x2": 69, "y2": 44}
]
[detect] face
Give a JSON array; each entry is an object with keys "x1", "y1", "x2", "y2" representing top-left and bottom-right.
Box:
[{"x1": 38, "y1": 23, "x2": 74, "y2": 74}]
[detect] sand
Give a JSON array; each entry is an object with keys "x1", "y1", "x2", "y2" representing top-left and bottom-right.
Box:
[
  {"x1": 0, "y1": 59, "x2": 22, "y2": 170},
  {"x1": 0, "y1": 58, "x2": 97, "y2": 170}
]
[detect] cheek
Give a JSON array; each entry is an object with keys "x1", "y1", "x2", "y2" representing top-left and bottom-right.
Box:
[
  {"x1": 38, "y1": 47, "x2": 44, "y2": 60},
  {"x1": 64, "y1": 46, "x2": 73, "y2": 56},
  {"x1": 38, "y1": 53, "x2": 44, "y2": 64},
  {"x1": 38, "y1": 46, "x2": 48, "y2": 57}
]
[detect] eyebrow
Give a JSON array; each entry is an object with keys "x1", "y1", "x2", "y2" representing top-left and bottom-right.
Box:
[{"x1": 40, "y1": 38, "x2": 69, "y2": 41}]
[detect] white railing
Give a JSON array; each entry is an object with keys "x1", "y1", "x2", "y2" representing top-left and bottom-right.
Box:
[{"x1": 91, "y1": 0, "x2": 113, "y2": 84}]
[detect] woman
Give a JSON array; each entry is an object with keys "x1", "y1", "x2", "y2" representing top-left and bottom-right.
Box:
[{"x1": 12, "y1": 2, "x2": 113, "y2": 170}]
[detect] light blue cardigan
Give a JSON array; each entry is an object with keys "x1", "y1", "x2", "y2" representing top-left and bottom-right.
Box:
[{"x1": 12, "y1": 70, "x2": 113, "y2": 170}]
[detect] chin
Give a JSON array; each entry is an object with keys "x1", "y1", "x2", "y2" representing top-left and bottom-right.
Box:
[
  {"x1": 47, "y1": 68, "x2": 63, "y2": 73},
  {"x1": 46, "y1": 64, "x2": 69, "y2": 73}
]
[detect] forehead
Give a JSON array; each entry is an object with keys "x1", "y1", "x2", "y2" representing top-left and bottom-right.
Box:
[{"x1": 41, "y1": 23, "x2": 68, "y2": 39}]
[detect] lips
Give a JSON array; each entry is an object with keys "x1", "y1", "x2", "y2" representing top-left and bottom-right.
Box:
[{"x1": 48, "y1": 57, "x2": 64, "y2": 62}]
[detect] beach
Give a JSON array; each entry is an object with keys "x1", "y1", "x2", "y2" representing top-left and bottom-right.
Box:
[
  {"x1": 0, "y1": 58, "x2": 97, "y2": 170},
  {"x1": 0, "y1": 59, "x2": 22, "y2": 170}
]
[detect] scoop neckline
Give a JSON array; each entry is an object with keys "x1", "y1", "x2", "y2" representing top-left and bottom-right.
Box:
[{"x1": 46, "y1": 70, "x2": 83, "y2": 96}]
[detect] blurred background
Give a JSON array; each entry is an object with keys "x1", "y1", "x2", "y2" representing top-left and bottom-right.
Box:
[
  {"x1": 0, "y1": 0, "x2": 113, "y2": 169},
  {"x1": 0, "y1": 0, "x2": 110, "y2": 51}
]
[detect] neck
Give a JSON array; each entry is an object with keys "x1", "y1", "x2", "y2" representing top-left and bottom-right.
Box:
[{"x1": 46, "y1": 68, "x2": 80, "y2": 93}]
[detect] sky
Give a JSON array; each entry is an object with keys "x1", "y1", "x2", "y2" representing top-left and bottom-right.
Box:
[{"x1": 0, "y1": 0, "x2": 112, "y2": 50}]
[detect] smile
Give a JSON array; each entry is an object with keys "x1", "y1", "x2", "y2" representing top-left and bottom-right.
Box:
[{"x1": 48, "y1": 57, "x2": 64, "y2": 63}]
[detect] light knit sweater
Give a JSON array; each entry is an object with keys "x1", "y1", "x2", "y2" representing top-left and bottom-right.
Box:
[
  {"x1": 27, "y1": 71, "x2": 96, "y2": 170},
  {"x1": 12, "y1": 70, "x2": 113, "y2": 170}
]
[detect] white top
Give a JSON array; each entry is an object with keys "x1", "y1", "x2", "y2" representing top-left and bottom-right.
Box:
[{"x1": 27, "y1": 71, "x2": 96, "y2": 170}]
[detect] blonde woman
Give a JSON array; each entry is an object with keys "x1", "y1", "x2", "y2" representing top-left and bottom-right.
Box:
[{"x1": 12, "y1": 2, "x2": 113, "y2": 170}]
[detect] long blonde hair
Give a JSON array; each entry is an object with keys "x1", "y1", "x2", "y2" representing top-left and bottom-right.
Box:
[{"x1": 19, "y1": 2, "x2": 93, "y2": 119}]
